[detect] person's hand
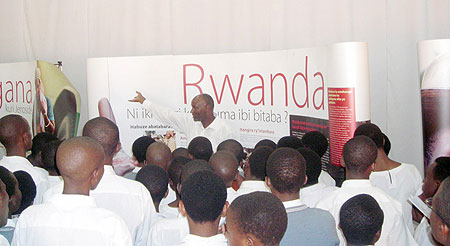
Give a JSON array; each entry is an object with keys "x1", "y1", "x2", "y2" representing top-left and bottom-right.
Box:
[{"x1": 129, "y1": 91, "x2": 146, "y2": 104}]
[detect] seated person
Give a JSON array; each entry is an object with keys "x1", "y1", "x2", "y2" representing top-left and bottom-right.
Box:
[
  {"x1": 12, "y1": 171, "x2": 36, "y2": 216},
  {"x1": 225, "y1": 191, "x2": 287, "y2": 246},
  {"x1": 209, "y1": 151, "x2": 239, "y2": 204},
  {"x1": 12, "y1": 137, "x2": 132, "y2": 246},
  {"x1": 41, "y1": 140, "x2": 62, "y2": 187},
  {"x1": 339, "y1": 194, "x2": 384, "y2": 246},
  {"x1": 266, "y1": 148, "x2": 339, "y2": 246},
  {"x1": 179, "y1": 170, "x2": 228, "y2": 246},
  {"x1": 354, "y1": 123, "x2": 422, "y2": 233},
  {"x1": 0, "y1": 167, "x2": 21, "y2": 243},
  {"x1": 136, "y1": 165, "x2": 168, "y2": 215},
  {"x1": 26, "y1": 132, "x2": 58, "y2": 168},
  {"x1": 237, "y1": 147, "x2": 272, "y2": 196},
  {"x1": 430, "y1": 177, "x2": 450, "y2": 246},
  {"x1": 123, "y1": 136, "x2": 155, "y2": 180},
  {"x1": 277, "y1": 136, "x2": 303, "y2": 149},
  {"x1": 187, "y1": 137, "x2": 213, "y2": 161},
  {"x1": 0, "y1": 179, "x2": 10, "y2": 246},
  {"x1": 298, "y1": 148, "x2": 336, "y2": 207}
]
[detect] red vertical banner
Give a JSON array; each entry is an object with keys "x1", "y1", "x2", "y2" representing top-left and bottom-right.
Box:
[{"x1": 328, "y1": 87, "x2": 356, "y2": 166}]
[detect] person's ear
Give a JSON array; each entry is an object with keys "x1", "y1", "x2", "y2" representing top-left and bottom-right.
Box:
[
  {"x1": 370, "y1": 163, "x2": 376, "y2": 172},
  {"x1": 246, "y1": 235, "x2": 256, "y2": 246},
  {"x1": 304, "y1": 175, "x2": 308, "y2": 186},
  {"x1": 89, "y1": 167, "x2": 102, "y2": 190},
  {"x1": 177, "y1": 183, "x2": 182, "y2": 195},
  {"x1": 114, "y1": 142, "x2": 121, "y2": 154},
  {"x1": 179, "y1": 200, "x2": 187, "y2": 217},
  {"x1": 221, "y1": 201, "x2": 229, "y2": 218},
  {"x1": 188, "y1": 153, "x2": 194, "y2": 160},
  {"x1": 265, "y1": 177, "x2": 272, "y2": 188},
  {"x1": 373, "y1": 228, "x2": 382, "y2": 244},
  {"x1": 340, "y1": 157, "x2": 346, "y2": 168}
]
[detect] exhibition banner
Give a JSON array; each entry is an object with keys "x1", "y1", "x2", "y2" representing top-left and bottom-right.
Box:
[
  {"x1": 87, "y1": 42, "x2": 370, "y2": 166},
  {"x1": 418, "y1": 39, "x2": 450, "y2": 168}
]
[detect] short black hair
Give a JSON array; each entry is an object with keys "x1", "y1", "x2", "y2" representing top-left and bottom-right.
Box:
[
  {"x1": 248, "y1": 147, "x2": 274, "y2": 181},
  {"x1": 132, "y1": 136, "x2": 155, "y2": 163},
  {"x1": 0, "y1": 167, "x2": 15, "y2": 198},
  {"x1": 136, "y1": 165, "x2": 168, "y2": 204},
  {"x1": 340, "y1": 194, "x2": 384, "y2": 245},
  {"x1": 353, "y1": 123, "x2": 384, "y2": 149},
  {"x1": 277, "y1": 136, "x2": 303, "y2": 149},
  {"x1": 181, "y1": 170, "x2": 226, "y2": 223},
  {"x1": 30, "y1": 132, "x2": 58, "y2": 156},
  {"x1": 434, "y1": 157, "x2": 450, "y2": 182},
  {"x1": 217, "y1": 139, "x2": 244, "y2": 163},
  {"x1": 298, "y1": 147, "x2": 322, "y2": 186},
  {"x1": 343, "y1": 136, "x2": 378, "y2": 174},
  {"x1": 266, "y1": 148, "x2": 306, "y2": 193},
  {"x1": 254, "y1": 139, "x2": 277, "y2": 150},
  {"x1": 180, "y1": 159, "x2": 214, "y2": 184},
  {"x1": 382, "y1": 133, "x2": 391, "y2": 155},
  {"x1": 41, "y1": 140, "x2": 62, "y2": 174},
  {"x1": 228, "y1": 192, "x2": 287, "y2": 245},
  {"x1": 172, "y1": 147, "x2": 189, "y2": 158},
  {"x1": 187, "y1": 136, "x2": 213, "y2": 161},
  {"x1": 82, "y1": 117, "x2": 119, "y2": 156},
  {"x1": 13, "y1": 171, "x2": 36, "y2": 215},
  {"x1": 433, "y1": 177, "x2": 450, "y2": 227},
  {"x1": 168, "y1": 156, "x2": 191, "y2": 187},
  {"x1": 301, "y1": 131, "x2": 328, "y2": 157}
]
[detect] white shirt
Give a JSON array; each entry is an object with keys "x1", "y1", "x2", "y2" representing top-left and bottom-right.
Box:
[
  {"x1": 142, "y1": 100, "x2": 233, "y2": 149},
  {"x1": 300, "y1": 183, "x2": 337, "y2": 207},
  {"x1": 43, "y1": 166, "x2": 157, "y2": 246},
  {"x1": 227, "y1": 187, "x2": 239, "y2": 204},
  {"x1": 414, "y1": 217, "x2": 435, "y2": 246},
  {"x1": 316, "y1": 179, "x2": 417, "y2": 246},
  {"x1": 47, "y1": 176, "x2": 62, "y2": 188},
  {"x1": 178, "y1": 234, "x2": 227, "y2": 246},
  {"x1": 370, "y1": 163, "x2": 422, "y2": 233},
  {"x1": 318, "y1": 171, "x2": 336, "y2": 187},
  {"x1": 0, "y1": 235, "x2": 9, "y2": 246},
  {"x1": 159, "y1": 203, "x2": 180, "y2": 219},
  {"x1": 0, "y1": 156, "x2": 49, "y2": 204},
  {"x1": 148, "y1": 217, "x2": 189, "y2": 246},
  {"x1": 160, "y1": 185, "x2": 177, "y2": 208},
  {"x1": 236, "y1": 180, "x2": 270, "y2": 196},
  {"x1": 11, "y1": 194, "x2": 132, "y2": 246}
]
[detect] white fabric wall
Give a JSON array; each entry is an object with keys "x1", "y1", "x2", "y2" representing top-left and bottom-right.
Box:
[{"x1": 1, "y1": 0, "x2": 449, "y2": 174}]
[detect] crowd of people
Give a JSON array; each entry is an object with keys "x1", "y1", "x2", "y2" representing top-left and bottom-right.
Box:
[{"x1": 0, "y1": 92, "x2": 448, "y2": 246}]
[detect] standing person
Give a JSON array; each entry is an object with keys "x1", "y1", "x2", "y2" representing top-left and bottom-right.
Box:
[
  {"x1": 12, "y1": 137, "x2": 132, "y2": 246},
  {"x1": 129, "y1": 92, "x2": 232, "y2": 150}
]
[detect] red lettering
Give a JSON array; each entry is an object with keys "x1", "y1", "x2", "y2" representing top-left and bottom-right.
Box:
[
  {"x1": 292, "y1": 56, "x2": 309, "y2": 108},
  {"x1": 15, "y1": 81, "x2": 24, "y2": 103},
  {"x1": 248, "y1": 74, "x2": 264, "y2": 106},
  {"x1": 26, "y1": 81, "x2": 32, "y2": 103},
  {"x1": 270, "y1": 73, "x2": 288, "y2": 106},
  {"x1": 5, "y1": 81, "x2": 13, "y2": 103},
  {"x1": 183, "y1": 64, "x2": 204, "y2": 104},
  {"x1": 313, "y1": 72, "x2": 324, "y2": 110},
  {"x1": 209, "y1": 75, "x2": 244, "y2": 104}
]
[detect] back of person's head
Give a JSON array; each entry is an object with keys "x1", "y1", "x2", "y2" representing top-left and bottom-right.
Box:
[
  {"x1": 0, "y1": 179, "x2": 8, "y2": 227},
  {"x1": 82, "y1": 117, "x2": 119, "y2": 158},
  {"x1": 343, "y1": 136, "x2": 378, "y2": 175},
  {"x1": 277, "y1": 136, "x2": 303, "y2": 149},
  {"x1": 209, "y1": 151, "x2": 238, "y2": 187},
  {"x1": 298, "y1": 147, "x2": 322, "y2": 186},
  {"x1": 217, "y1": 139, "x2": 244, "y2": 164},
  {"x1": 187, "y1": 136, "x2": 213, "y2": 161},
  {"x1": 13, "y1": 171, "x2": 36, "y2": 215},
  {"x1": 266, "y1": 147, "x2": 306, "y2": 194},
  {"x1": 0, "y1": 167, "x2": 21, "y2": 215},
  {"x1": 168, "y1": 156, "x2": 191, "y2": 197},
  {"x1": 434, "y1": 157, "x2": 450, "y2": 182},
  {"x1": 339, "y1": 194, "x2": 384, "y2": 245},
  {"x1": 301, "y1": 131, "x2": 328, "y2": 157},
  {"x1": 180, "y1": 159, "x2": 214, "y2": 184},
  {"x1": 180, "y1": 170, "x2": 226, "y2": 223},
  {"x1": 146, "y1": 142, "x2": 172, "y2": 170},
  {"x1": 382, "y1": 133, "x2": 391, "y2": 156},
  {"x1": 136, "y1": 165, "x2": 168, "y2": 207},
  {"x1": 29, "y1": 132, "x2": 58, "y2": 157},
  {"x1": 132, "y1": 136, "x2": 155, "y2": 164},
  {"x1": 172, "y1": 147, "x2": 189, "y2": 158},
  {"x1": 41, "y1": 140, "x2": 62, "y2": 175},
  {"x1": 431, "y1": 177, "x2": 450, "y2": 245},
  {"x1": 199, "y1": 94, "x2": 214, "y2": 110},
  {"x1": 248, "y1": 147, "x2": 273, "y2": 181},
  {"x1": 227, "y1": 192, "x2": 287, "y2": 246},
  {"x1": 254, "y1": 139, "x2": 277, "y2": 150},
  {"x1": 353, "y1": 123, "x2": 384, "y2": 149},
  {"x1": 0, "y1": 114, "x2": 31, "y2": 150}
]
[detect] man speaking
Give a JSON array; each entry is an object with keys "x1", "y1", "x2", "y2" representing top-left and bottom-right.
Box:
[{"x1": 129, "y1": 91, "x2": 233, "y2": 150}]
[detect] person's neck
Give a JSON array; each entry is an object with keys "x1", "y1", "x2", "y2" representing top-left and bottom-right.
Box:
[
  {"x1": 62, "y1": 181, "x2": 90, "y2": 196},
  {"x1": 272, "y1": 191, "x2": 300, "y2": 202},
  {"x1": 48, "y1": 170, "x2": 60, "y2": 176},
  {"x1": 244, "y1": 175, "x2": 263, "y2": 182},
  {"x1": 168, "y1": 198, "x2": 179, "y2": 208},
  {"x1": 154, "y1": 202, "x2": 161, "y2": 213},
  {"x1": 302, "y1": 181, "x2": 318, "y2": 188},
  {"x1": 187, "y1": 216, "x2": 221, "y2": 237},
  {"x1": 6, "y1": 146, "x2": 26, "y2": 157},
  {"x1": 374, "y1": 149, "x2": 401, "y2": 172},
  {"x1": 345, "y1": 171, "x2": 370, "y2": 180},
  {"x1": 104, "y1": 156, "x2": 114, "y2": 167},
  {"x1": 201, "y1": 115, "x2": 215, "y2": 128}
]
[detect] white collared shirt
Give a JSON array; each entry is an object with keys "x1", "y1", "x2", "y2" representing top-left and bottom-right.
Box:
[
  {"x1": 318, "y1": 171, "x2": 336, "y2": 187},
  {"x1": 236, "y1": 180, "x2": 270, "y2": 196},
  {"x1": 300, "y1": 183, "x2": 337, "y2": 207},
  {"x1": 148, "y1": 217, "x2": 189, "y2": 246},
  {"x1": 11, "y1": 194, "x2": 132, "y2": 246},
  {"x1": 142, "y1": 100, "x2": 233, "y2": 149},
  {"x1": 370, "y1": 163, "x2": 422, "y2": 233},
  {"x1": 159, "y1": 203, "x2": 180, "y2": 219},
  {"x1": 0, "y1": 156, "x2": 49, "y2": 204},
  {"x1": 43, "y1": 166, "x2": 157, "y2": 246},
  {"x1": 227, "y1": 187, "x2": 239, "y2": 204},
  {"x1": 178, "y1": 234, "x2": 227, "y2": 246},
  {"x1": 414, "y1": 217, "x2": 435, "y2": 246},
  {"x1": 47, "y1": 175, "x2": 62, "y2": 188},
  {"x1": 160, "y1": 186, "x2": 177, "y2": 208},
  {"x1": 316, "y1": 179, "x2": 417, "y2": 246},
  {"x1": 0, "y1": 235, "x2": 8, "y2": 246}
]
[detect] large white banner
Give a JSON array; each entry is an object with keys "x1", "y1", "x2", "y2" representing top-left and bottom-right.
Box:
[{"x1": 87, "y1": 42, "x2": 370, "y2": 166}]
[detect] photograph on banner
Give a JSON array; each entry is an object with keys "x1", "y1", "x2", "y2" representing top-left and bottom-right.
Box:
[
  {"x1": 87, "y1": 42, "x2": 371, "y2": 167},
  {"x1": 418, "y1": 39, "x2": 450, "y2": 169}
]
